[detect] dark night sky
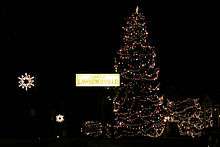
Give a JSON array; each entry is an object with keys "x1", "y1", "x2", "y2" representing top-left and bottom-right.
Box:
[{"x1": 1, "y1": 1, "x2": 220, "y2": 137}]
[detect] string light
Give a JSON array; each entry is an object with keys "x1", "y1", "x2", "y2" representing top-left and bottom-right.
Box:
[
  {"x1": 81, "y1": 121, "x2": 112, "y2": 138},
  {"x1": 170, "y1": 98, "x2": 213, "y2": 138},
  {"x1": 18, "y1": 73, "x2": 35, "y2": 91},
  {"x1": 112, "y1": 5, "x2": 167, "y2": 138}
]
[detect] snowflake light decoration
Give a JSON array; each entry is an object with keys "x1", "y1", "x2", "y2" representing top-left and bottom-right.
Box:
[
  {"x1": 56, "y1": 114, "x2": 64, "y2": 123},
  {"x1": 18, "y1": 73, "x2": 35, "y2": 91}
]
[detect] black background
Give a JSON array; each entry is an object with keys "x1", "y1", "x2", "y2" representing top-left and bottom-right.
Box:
[{"x1": 1, "y1": 0, "x2": 220, "y2": 138}]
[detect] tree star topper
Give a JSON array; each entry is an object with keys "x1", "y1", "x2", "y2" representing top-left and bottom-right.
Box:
[{"x1": 18, "y1": 73, "x2": 35, "y2": 91}]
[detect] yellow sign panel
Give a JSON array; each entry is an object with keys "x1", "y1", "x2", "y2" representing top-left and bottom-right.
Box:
[{"x1": 76, "y1": 74, "x2": 120, "y2": 87}]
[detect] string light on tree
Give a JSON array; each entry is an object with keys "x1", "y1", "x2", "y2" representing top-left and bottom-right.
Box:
[
  {"x1": 112, "y1": 5, "x2": 168, "y2": 138},
  {"x1": 173, "y1": 98, "x2": 213, "y2": 138}
]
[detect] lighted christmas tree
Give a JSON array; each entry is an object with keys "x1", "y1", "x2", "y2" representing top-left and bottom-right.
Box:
[{"x1": 112, "y1": 6, "x2": 168, "y2": 138}]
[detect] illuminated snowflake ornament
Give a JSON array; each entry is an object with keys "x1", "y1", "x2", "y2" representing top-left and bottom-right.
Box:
[
  {"x1": 56, "y1": 114, "x2": 64, "y2": 123},
  {"x1": 18, "y1": 73, "x2": 35, "y2": 91}
]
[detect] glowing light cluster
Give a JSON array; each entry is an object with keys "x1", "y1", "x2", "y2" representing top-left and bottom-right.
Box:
[
  {"x1": 81, "y1": 97, "x2": 213, "y2": 138},
  {"x1": 56, "y1": 114, "x2": 64, "y2": 123},
  {"x1": 18, "y1": 73, "x2": 35, "y2": 91},
  {"x1": 173, "y1": 98, "x2": 213, "y2": 138},
  {"x1": 81, "y1": 121, "x2": 112, "y2": 138}
]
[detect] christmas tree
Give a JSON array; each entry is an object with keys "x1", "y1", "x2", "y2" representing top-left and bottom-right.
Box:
[{"x1": 112, "y1": 6, "x2": 168, "y2": 138}]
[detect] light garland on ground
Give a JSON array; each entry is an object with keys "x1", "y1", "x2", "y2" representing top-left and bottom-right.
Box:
[
  {"x1": 173, "y1": 98, "x2": 213, "y2": 138},
  {"x1": 81, "y1": 121, "x2": 103, "y2": 137},
  {"x1": 81, "y1": 121, "x2": 112, "y2": 138},
  {"x1": 81, "y1": 97, "x2": 213, "y2": 138}
]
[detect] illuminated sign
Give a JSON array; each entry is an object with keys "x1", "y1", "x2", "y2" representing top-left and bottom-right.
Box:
[{"x1": 76, "y1": 74, "x2": 120, "y2": 87}]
